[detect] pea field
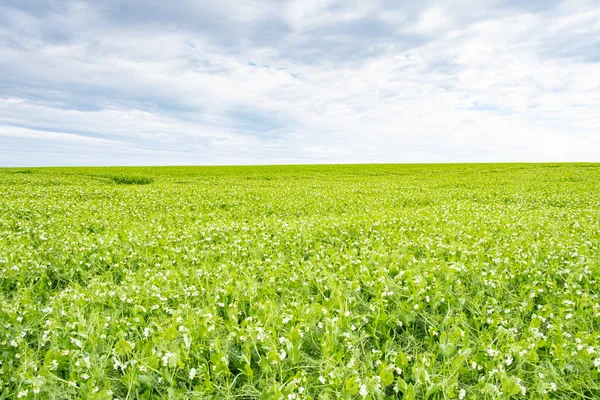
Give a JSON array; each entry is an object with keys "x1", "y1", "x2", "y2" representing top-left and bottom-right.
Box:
[{"x1": 1, "y1": 164, "x2": 599, "y2": 399}]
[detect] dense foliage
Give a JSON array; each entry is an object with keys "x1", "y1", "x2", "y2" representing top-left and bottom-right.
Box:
[{"x1": 1, "y1": 164, "x2": 599, "y2": 399}]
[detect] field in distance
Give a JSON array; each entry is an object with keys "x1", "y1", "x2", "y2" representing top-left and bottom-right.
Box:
[{"x1": 0, "y1": 164, "x2": 599, "y2": 399}]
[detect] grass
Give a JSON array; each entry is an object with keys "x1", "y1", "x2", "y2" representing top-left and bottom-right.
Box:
[
  {"x1": 103, "y1": 175, "x2": 154, "y2": 185},
  {"x1": 0, "y1": 164, "x2": 599, "y2": 399}
]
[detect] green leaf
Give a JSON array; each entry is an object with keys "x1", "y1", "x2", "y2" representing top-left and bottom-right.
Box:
[
  {"x1": 395, "y1": 351, "x2": 409, "y2": 369},
  {"x1": 345, "y1": 376, "x2": 360, "y2": 395},
  {"x1": 114, "y1": 338, "x2": 133, "y2": 355},
  {"x1": 380, "y1": 366, "x2": 395, "y2": 387}
]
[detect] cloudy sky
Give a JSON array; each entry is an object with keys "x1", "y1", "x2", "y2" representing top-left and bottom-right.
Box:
[{"x1": 1, "y1": 0, "x2": 599, "y2": 166}]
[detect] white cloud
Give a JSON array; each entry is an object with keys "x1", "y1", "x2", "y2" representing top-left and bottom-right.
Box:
[
  {"x1": 0, "y1": 0, "x2": 599, "y2": 166},
  {"x1": 409, "y1": 8, "x2": 451, "y2": 35}
]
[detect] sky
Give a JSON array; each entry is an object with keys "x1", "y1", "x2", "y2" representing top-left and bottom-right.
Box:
[{"x1": 1, "y1": 0, "x2": 599, "y2": 166}]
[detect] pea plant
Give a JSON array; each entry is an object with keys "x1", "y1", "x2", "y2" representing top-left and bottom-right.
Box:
[{"x1": 0, "y1": 164, "x2": 599, "y2": 399}]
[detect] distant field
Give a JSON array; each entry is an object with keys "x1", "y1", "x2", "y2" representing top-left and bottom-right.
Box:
[{"x1": 1, "y1": 164, "x2": 599, "y2": 399}]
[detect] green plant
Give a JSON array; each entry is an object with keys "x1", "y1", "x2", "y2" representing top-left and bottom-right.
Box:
[{"x1": 0, "y1": 163, "x2": 598, "y2": 399}]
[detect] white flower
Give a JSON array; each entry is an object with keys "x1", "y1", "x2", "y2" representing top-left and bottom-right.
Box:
[
  {"x1": 459, "y1": 388, "x2": 466, "y2": 400},
  {"x1": 487, "y1": 348, "x2": 499, "y2": 357},
  {"x1": 161, "y1": 352, "x2": 174, "y2": 367},
  {"x1": 189, "y1": 368, "x2": 197, "y2": 380},
  {"x1": 549, "y1": 382, "x2": 557, "y2": 392},
  {"x1": 17, "y1": 389, "x2": 28, "y2": 398},
  {"x1": 359, "y1": 384, "x2": 368, "y2": 398},
  {"x1": 318, "y1": 376, "x2": 326, "y2": 384},
  {"x1": 279, "y1": 349, "x2": 287, "y2": 361}
]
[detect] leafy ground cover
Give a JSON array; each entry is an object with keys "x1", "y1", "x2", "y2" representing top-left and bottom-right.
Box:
[{"x1": 0, "y1": 164, "x2": 599, "y2": 399}]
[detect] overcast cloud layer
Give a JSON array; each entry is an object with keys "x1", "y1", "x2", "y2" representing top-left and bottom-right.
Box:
[{"x1": 1, "y1": 0, "x2": 599, "y2": 166}]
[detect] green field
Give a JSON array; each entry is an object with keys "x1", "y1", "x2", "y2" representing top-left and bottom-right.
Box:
[{"x1": 1, "y1": 164, "x2": 599, "y2": 399}]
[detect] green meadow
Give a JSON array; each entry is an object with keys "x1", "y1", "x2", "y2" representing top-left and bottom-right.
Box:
[{"x1": 1, "y1": 164, "x2": 599, "y2": 399}]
